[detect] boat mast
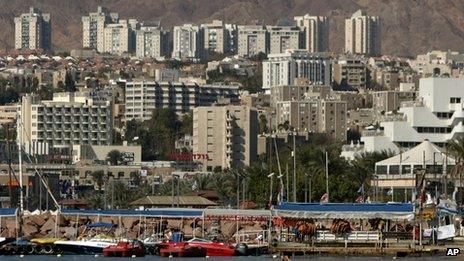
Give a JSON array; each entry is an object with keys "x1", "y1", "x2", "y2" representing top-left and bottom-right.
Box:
[{"x1": 17, "y1": 114, "x2": 24, "y2": 212}]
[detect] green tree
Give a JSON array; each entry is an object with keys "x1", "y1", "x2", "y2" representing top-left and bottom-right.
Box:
[
  {"x1": 258, "y1": 114, "x2": 268, "y2": 134},
  {"x1": 91, "y1": 170, "x2": 105, "y2": 191},
  {"x1": 107, "y1": 150, "x2": 123, "y2": 165},
  {"x1": 64, "y1": 71, "x2": 76, "y2": 92}
]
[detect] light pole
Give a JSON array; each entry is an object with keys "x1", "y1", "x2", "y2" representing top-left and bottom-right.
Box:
[
  {"x1": 325, "y1": 150, "x2": 329, "y2": 202},
  {"x1": 268, "y1": 173, "x2": 275, "y2": 207},
  {"x1": 292, "y1": 131, "x2": 297, "y2": 202}
]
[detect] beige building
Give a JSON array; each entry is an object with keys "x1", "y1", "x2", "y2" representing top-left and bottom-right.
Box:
[
  {"x1": 345, "y1": 10, "x2": 380, "y2": 56},
  {"x1": 135, "y1": 23, "x2": 170, "y2": 59},
  {"x1": 0, "y1": 104, "x2": 19, "y2": 124},
  {"x1": 372, "y1": 90, "x2": 417, "y2": 114},
  {"x1": 72, "y1": 143, "x2": 142, "y2": 164},
  {"x1": 201, "y1": 20, "x2": 227, "y2": 54},
  {"x1": 14, "y1": 7, "x2": 51, "y2": 51},
  {"x1": 193, "y1": 105, "x2": 258, "y2": 170},
  {"x1": 82, "y1": 6, "x2": 119, "y2": 52},
  {"x1": 124, "y1": 80, "x2": 240, "y2": 120},
  {"x1": 333, "y1": 57, "x2": 368, "y2": 89},
  {"x1": 294, "y1": 14, "x2": 329, "y2": 52},
  {"x1": 270, "y1": 85, "x2": 331, "y2": 106},
  {"x1": 237, "y1": 25, "x2": 268, "y2": 57},
  {"x1": 275, "y1": 99, "x2": 347, "y2": 141},
  {"x1": 267, "y1": 26, "x2": 302, "y2": 54},
  {"x1": 103, "y1": 20, "x2": 133, "y2": 55},
  {"x1": 19, "y1": 92, "x2": 113, "y2": 149},
  {"x1": 172, "y1": 24, "x2": 205, "y2": 60}
]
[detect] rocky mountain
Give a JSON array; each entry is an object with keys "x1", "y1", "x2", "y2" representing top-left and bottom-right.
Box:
[{"x1": 1, "y1": 0, "x2": 464, "y2": 56}]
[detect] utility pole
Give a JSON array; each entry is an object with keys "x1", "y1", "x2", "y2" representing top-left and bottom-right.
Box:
[
  {"x1": 5, "y1": 123, "x2": 13, "y2": 207},
  {"x1": 292, "y1": 132, "x2": 296, "y2": 202},
  {"x1": 325, "y1": 150, "x2": 329, "y2": 202}
]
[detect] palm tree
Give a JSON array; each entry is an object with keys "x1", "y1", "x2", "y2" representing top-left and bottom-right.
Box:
[
  {"x1": 447, "y1": 137, "x2": 464, "y2": 200},
  {"x1": 91, "y1": 170, "x2": 105, "y2": 190}
]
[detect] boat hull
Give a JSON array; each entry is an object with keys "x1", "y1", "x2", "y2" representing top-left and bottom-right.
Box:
[
  {"x1": 158, "y1": 242, "x2": 206, "y2": 257},
  {"x1": 54, "y1": 241, "x2": 117, "y2": 255}
]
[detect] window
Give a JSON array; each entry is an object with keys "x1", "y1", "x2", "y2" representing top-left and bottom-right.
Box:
[{"x1": 450, "y1": 97, "x2": 461, "y2": 104}]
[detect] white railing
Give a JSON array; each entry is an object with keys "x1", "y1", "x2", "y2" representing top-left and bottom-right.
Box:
[
  {"x1": 315, "y1": 230, "x2": 381, "y2": 242},
  {"x1": 234, "y1": 229, "x2": 269, "y2": 245}
]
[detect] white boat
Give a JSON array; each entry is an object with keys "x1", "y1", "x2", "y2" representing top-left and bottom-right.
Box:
[{"x1": 54, "y1": 237, "x2": 118, "y2": 255}]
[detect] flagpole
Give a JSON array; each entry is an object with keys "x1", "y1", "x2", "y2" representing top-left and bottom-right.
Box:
[{"x1": 325, "y1": 150, "x2": 329, "y2": 203}]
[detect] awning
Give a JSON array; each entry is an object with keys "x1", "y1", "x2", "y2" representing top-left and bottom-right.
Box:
[
  {"x1": 273, "y1": 203, "x2": 414, "y2": 220},
  {"x1": 203, "y1": 208, "x2": 272, "y2": 221},
  {"x1": 0, "y1": 208, "x2": 17, "y2": 217},
  {"x1": 60, "y1": 208, "x2": 203, "y2": 218}
]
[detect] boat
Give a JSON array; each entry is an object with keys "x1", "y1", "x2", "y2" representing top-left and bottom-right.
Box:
[
  {"x1": 54, "y1": 237, "x2": 118, "y2": 255},
  {"x1": 103, "y1": 240, "x2": 145, "y2": 257},
  {"x1": 157, "y1": 241, "x2": 206, "y2": 257},
  {"x1": 185, "y1": 238, "x2": 237, "y2": 256},
  {"x1": 0, "y1": 237, "x2": 15, "y2": 247},
  {"x1": 29, "y1": 238, "x2": 62, "y2": 254},
  {"x1": 54, "y1": 222, "x2": 120, "y2": 255}
]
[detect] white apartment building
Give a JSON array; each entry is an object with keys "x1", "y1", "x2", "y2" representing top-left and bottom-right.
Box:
[
  {"x1": 172, "y1": 24, "x2": 205, "y2": 60},
  {"x1": 193, "y1": 105, "x2": 258, "y2": 170},
  {"x1": 345, "y1": 10, "x2": 380, "y2": 56},
  {"x1": 358, "y1": 78, "x2": 464, "y2": 154},
  {"x1": 294, "y1": 14, "x2": 329, "y2": 52},
  {"x1": 124, "y1": 81, "x2": 240, "y2": 121},
  {"x1": 267, "y1": 26, "x2": 302, "y2": 54},
  {"x1": 82, "y1": 6, "x2": 119, "y2": 52},
  {"x1": 19, "y1": 92, "x2": 113, "y2": 149},
  {"x1": 103, "y1": 20, "x2": 136, "y2": 55},
  {"x1": 237, "y1": 25, "x2": 268, "y2": 57},
  {"x1": 201, "y1": 20, "x2": 227, "y2": 54},
  {"x1": 262, "y1": 50, "x2": 332, "y2": 89},
  {"x1": 135, "y1": 23, "x2": 170, "y2": 59},
  {"x1": 14, "y1": 7, "x2": 51, "y2": 51}
]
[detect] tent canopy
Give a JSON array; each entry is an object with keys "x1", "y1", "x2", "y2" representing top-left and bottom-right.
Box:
[
  {"x1": 273, "y1": 203, "x2": 414, "y2": 220},
  {"x1": 0, "y1": 208, "x2": 17, "y2": 217},
  {"x1": 86, "y1": 222, "x2": 117, "y2": 228},
  {"x1": 204, "y1": 208, "x2": 271, "y2": 218},
  {"x1": 60, "y1": 208, "x2": 203, "y2": 218},
  {"x1": 376, "y1": 140, "x2": 455, "y2": 167}
]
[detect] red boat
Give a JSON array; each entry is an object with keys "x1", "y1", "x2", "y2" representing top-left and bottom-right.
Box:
[
  {"x1": 185, "y1": 238, "x2": 237, "y2": 256},
  {"x1": 103, "y1": 240, "x2": 145, "y2": 257},
  {"x1": 158, "y1": 242, "x2": 206, "y2": 257}
]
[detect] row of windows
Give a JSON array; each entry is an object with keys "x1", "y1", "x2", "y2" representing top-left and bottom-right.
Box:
[{"x1": 415, "y1": 126, "x2": 451, "y2": 133}]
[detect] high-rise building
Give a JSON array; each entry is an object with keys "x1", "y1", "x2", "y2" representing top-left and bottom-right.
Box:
[
  {"x1": 262, "y1": 50, "x2": 332, "y2": 89},
  {"x1": 193, "y1": 105, "x2": 258, "y2": 170},
  {"x1": 123, "y1": 81, "x2": 240, "y2": 121},
  {"x1": 172, "y1": 24, "x2": 205, "y2": 60},
  {"x1": 333, "y1": 56, "x2": 368, "y2": 89},
  {"x1": 102, "y1": 20, "x2": 138, "y2": 55},
  {"x1": 201, "y1": 20, "x2": 227, "y2": 54},
  {"x1": 275, "y1": 99, "x2": 347, "y2": 141},
  {"x1": 14, "y1": 7, "x2": 51, "y2": 51},
  {"x1": 345, "y1": 10, "x2": 380, "y2": 56},
  {"x1": 82, "y1": 6, "x2": 119, "y2": 52},
  {"x1": 294, "y1": 14, "x2": 329, "y2": 52},
  {"x1": 267, "y1": 26, "x2": 302, "y2": 54},
  {"x1": 237, "y1": 25, "x2": 268, "y2": 57},
  {"x1": 135, "y1": 22, "x2": 170, "y2": 59},
  {"x1": 19, "y1": 92, "x2": 113, "y2": 149}
]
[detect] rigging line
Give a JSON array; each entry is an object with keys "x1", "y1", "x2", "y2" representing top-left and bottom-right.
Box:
[{"x1": 17, "y1": 116, "x2": 60, "y2": 210}]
